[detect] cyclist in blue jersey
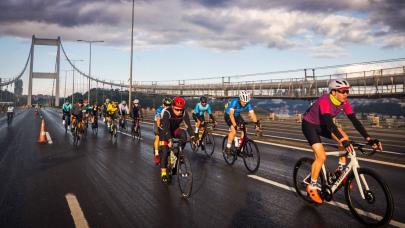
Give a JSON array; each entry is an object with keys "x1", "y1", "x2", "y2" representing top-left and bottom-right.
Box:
[
  {"x1": 192, "y1": 96, "x2": 217, "y2": 138},
  {"x1": 62, "y1": 100, "x2": 72, "y2": 129},
  {"x1": 224, "y1": 90, "x2": 260, "y2": 155},
  {"x1": 153, "y1": 97, "x2": 173, "y2": 165},
  {"x1": 302, "y1": 79, "x2": 382, "y2": 204}
]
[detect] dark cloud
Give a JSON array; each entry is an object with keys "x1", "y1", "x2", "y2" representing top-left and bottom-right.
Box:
[
  {"x1": 369, "y1": 0, "x2": 405, "y2": 34},
  {"x1": 0, "y1": 0, "x2": 121, "y2": 26}
]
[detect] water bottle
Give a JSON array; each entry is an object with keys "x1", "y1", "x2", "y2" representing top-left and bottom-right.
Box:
[
  {"x1": 234, "y1": 137, "x2": 240, "y2": 148},
  {"x1": 198, "y1": 131, "x2": 203, "y2": 139}
]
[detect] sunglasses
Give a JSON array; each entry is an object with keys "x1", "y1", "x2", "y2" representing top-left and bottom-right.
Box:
[
  {"x1": 173, "y1": 108, "x2": 183, "y2": 112},
  {"x1": 201, "y1": 102, "x2": 206, "y2": 105},
  {"x1": 337, "y1": 89, "x2": 350, "y2": 94}
]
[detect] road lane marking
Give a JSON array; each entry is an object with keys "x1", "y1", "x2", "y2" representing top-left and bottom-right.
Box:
[
  {"x1": 65, "y1": 193, "x2": 90, "y2": 228},
  {"x1": 117, "y1": 130, "x2": 144, "y2": 140},
  {"x1": 248, "y1": 175, "x2": 404, "y2": 228},
  {"x1": 45, "y1": 132, "x2": 53, "y2": 144},
  {"x1": 212, "y1": 133, "x2": 405, "y2": 169}
]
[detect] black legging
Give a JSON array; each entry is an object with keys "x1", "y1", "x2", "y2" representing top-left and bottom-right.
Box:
[{"x1": 159, "y1": 128, "x2": 187, "y2": 169}]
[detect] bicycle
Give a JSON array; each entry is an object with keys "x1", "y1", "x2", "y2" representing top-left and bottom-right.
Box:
[
  {"x1": 293, "y1": 141, "x2": 394, "y2": 226},
  {"x1": 63, "y1": 113, "x2": 71, "y2": 133},
  {"x1": 83, "y1": 111, "x2": 89, "y2": 137},
  {"x1": 109, "y1": 118, "x2": 118, "y2": 143},
  {"x1": 191, "y1": 121, "x2": 215, "y2": 157},
  {"x1": 221, "y1": 122, "x2": 261, "y2": 173},
  {"x1": 72, "y1": 118, "x2": 84, "y2": 148},
  {"x1": 7, "y1": 113, "x2": 13, "y2": 127},
  {"x1": 161, "y1": 138, "x2": 193, "y2": 198},
  {"x1": 131, "y1": 118, "x2": 142, "y2": 141},
  {"x1": 91, "y1": 114, "x2": 98, "y2": 135}
]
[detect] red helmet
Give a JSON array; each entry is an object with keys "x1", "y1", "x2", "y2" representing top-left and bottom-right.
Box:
[{"x1": 172, "y1": 96, "x2": 186, "y2": 109}]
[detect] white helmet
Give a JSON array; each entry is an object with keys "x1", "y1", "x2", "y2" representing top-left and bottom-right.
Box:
[
  {"x1": 133, "y1": 99, "x2": 139, "y2": 104},
  {"x1": 329, "y1": 79, "x2": 350, "y2": 90},
  {"x1": 105, "y1": 98, "x2": 110, "y2": 103},
  {"x1": 239, "y1": 90, "x2": 251, "y2": 102},
  {"x1": 122, "y1": 100, "x2": 127, "y2": 105}
]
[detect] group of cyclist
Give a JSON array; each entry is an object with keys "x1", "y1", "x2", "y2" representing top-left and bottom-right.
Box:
[{"x1": 59, "y1": 79, "x2": 382, "y2": 205}]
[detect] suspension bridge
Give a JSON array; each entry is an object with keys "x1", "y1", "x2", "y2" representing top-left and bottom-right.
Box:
[{"x1": 1, "y1": 35, "x2": 405, "y2": 106}]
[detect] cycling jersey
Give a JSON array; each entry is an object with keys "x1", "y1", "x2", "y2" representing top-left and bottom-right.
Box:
[
  {"x1": 131, "y1": 105, "x2": 142, "y2": 119},
  {"x1": 91, "y1": 106, "x2": 98, "y2": 116},
  {"x1": 71, "y1": 104, "x2": 84, "y2": 119},
  {"x1": 193, "y1": 103, "x2": 213, "y2": 116},
  {"x1": 118, "y1": 103, "x2": 129, "y2": 115},
  {"x1": 303, "y1": 94, "x2": 353, "y2": 125},
  {"x1": 155, "y1": 106, "x2": 165, "y2": 121},
  {"x1": 225, "y1": 97, "x2": 253, "y2": 117},
  {"x1": 159, "y1": 107, "x2": 193, "y2": 141},
  {"x1": 107, "y1": 104, "x2": 118, "y2": 116},
  {"x1": 62, "y1": 103, "x2": 72, "y2": 113}
]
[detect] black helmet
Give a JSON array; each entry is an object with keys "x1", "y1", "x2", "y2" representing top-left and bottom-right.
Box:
[
  {"x1": 200, "y1": 96, "x2": 207, "y2": 103},
  {"x1": 162, "y1": 97, "x2": 172, "y2": 106}
]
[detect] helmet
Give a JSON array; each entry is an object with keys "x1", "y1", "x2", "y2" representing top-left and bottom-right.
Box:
[
  {"x1": 78, "y1": 99, "x2": 84, "y2": 104},
  {"x1": 162, "y1": 97, "x2": 172, "y2": 106},
  {"x1": 106, "y1": 98, "x2": 110, "y2": 103},
  {"x1": 329, "y1": 79, "x2": 350, "y2": 90},
  {"x1": 133, "y1": 99, "x2": 139, "y2": 104},
  {"x1": 172, "y1": 96, "x2": 186, "y2": 109},
  {"x1": 200, "y1": 96, "x2": 207, "y2": 103},
  {"x1": 239, "y1": 90, "x2": 251, "y2": 102},
  {"x1": 122, "y1": 100, "x2": 127, "y2": 105}
]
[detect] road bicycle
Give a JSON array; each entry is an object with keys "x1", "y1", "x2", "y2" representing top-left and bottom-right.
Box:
[
  {"x1": 63, "y1": 113, "x2": 71, "y2": 133},
  {"x1": 191, "y1": 120, "x2": 215, "y2": 157},
  {"x1": 293, "y1": 142, "x2": 394, "y2": 226},
  {"x1": 72, "y1": 118, "x2": 84, "y2": 148},
  {"x1": 221, "y1": 122, "x2": 261, "y2": 173},
  {"x1": 131, "y1": 118, "x2": 142, "y2": 141},
  {"x1": 109, "y1": 118, "x2": 118, "y2": 144},
  {"x1": 91, "y1": 114, "x2": 98, "y2": 135},
  {"x1": 162, "y1": 138, "x2": 193, "y2": 198}
]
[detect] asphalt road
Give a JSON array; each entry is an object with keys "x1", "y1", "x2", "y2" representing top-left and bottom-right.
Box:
[{"x1": 0, "y1": 108, "x2": 404, "y2": 228}]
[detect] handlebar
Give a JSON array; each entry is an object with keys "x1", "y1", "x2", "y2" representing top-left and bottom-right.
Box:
[{"x1": 350, "y1": 141, "x2": 379, "y2": 156}]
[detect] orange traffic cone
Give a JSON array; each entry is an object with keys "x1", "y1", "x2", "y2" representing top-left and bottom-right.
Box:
[{"x1": 38, "y1": 118, "x2": 47, "y2": 144}]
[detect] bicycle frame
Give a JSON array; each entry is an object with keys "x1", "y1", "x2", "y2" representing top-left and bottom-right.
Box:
[{"x1": 319, "y1": 150, "x2": 369, "y2": 199}]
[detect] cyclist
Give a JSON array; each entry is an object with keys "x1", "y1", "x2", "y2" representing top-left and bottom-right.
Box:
[
  {"x1": 118, "y1": 100, "x2": 129, "y2": 129},
  {"x1": 153, "y1": 97, "x2": 172, "y2": 165},
  {"x1": 83, "y1": 99, "x2": 92, "y2": 126},
  {"x1": 62, "y1": 100, "x2": 72, "y2": 129},
  {"x1": 106, "y1": 101, "x2": 119, "y2": 132},
  {"x1": 71, "y1": 99, "x2": 85, "y2": 133},
  {"x1": 102, "y1": 98, "x2": 111, "y2": 123},
  {"x1": 158, "y1": 96, "x2": 196, "y2": 183},
  {"x1": 131, "y1": 99, "x2": 143, "y2": 130},
  {"x1": 91, "y1": 102, "x2": 99, "y2": 126},
  {"x1": 224, "y1": 90, "x2": 260, "y2": 155},
  {"x1": 302, "y1": 79, "x2": 382, "y2": 204},
  {"x1": 7, "y1": 104, "x2": 14, "y2": 123},
  {"x1": 192, "y1": 96, "x2": 217, "y2": 139}
]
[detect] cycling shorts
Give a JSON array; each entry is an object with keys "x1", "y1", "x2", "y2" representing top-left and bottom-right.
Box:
[
  {"x1": 192, "y1": 113, "x2": 204, "y2": 122},
  {"x1": 224, "y1": 113, "x2": 244, "y2": 127},
  {"x1": 302, "y1": 120, "x2": 332, "y2": 146}
]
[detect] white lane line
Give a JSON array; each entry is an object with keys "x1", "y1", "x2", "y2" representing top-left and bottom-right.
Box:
[
  {"x1": 212, "y1": 132, "x2": 405, "y2": 169},
  {"x1": 117, "y1": 130, "x2": 144, "y2": 140},
  {"x1": 247, "y1": 175, "x2": 404, "y2": 228},
  {"x1": 65, "y1": 193, "x2": 90, "y2": 228},
  {"x1": 45, "y1": 132, "x2": 53, "y2": 144}
]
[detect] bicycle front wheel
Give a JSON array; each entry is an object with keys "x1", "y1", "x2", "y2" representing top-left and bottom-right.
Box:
[
  {"x1": 293, "y1": 157, "x2": 325, "y2": 204},
  {"x1": 222, "y1": 137, "x2": 236, "y2": 165},
  {"x1": 177, "y1": 151, "x2": 193, "y2": 198},
  {"x1": 203, "y1": 132, "x2": 215, "y2": 157},
  {"x1": 242, "y1": 139, "x2": 260, "y2": 173},
  {"x1": 344, "y1": 168, "x2": 394, "y2": 227}
]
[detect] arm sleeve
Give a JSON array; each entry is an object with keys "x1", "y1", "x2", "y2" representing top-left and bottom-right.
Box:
[
  {"x1": 347, "y1": 114, "x2": 370, "y2": 139},
  {"x1": 320, "y1": 114, "x2": 344, "y2": 140},
  {"x1": 183, "y1": 111, "x2": 194, "y2": 137},
  {"x1": 160, "y1": 110, "x2": 171, "y2": 140}
]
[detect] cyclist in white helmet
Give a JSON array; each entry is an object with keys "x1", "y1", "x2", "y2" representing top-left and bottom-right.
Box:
[
  {"x1": 223, "y1": 90, "x2": 260, "y2": 155},
  {"x1": 302, "y1": 79, "x2": 382, "y2": 204}
]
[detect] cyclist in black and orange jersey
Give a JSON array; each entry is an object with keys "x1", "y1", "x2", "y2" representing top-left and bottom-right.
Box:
[
  {"x1": 302, "y1": 79, "x2": 382, "y2": 204},
  {"x1": 71, "y1": 99, "x2": 85, "y2": 133}
]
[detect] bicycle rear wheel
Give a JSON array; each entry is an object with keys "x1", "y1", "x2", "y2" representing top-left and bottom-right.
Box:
[
  {"x1": 222, "y1": 137, "x2": 236, "y2": 165},
  {"x1": 293, "y1": 157, "x2": 325, "y2": 204},
  {"x1": 344, "y1": 168, "x2": 394, "y2": 227},
  {"x1": 177, "y1": 150, "x2": 193, "y2": 198},
  {"x1": 203, "y1": 132, "x2": 215, "y2": 157},
  {"x1": 242, "y1": 139, "x2": 260, "y2": 173}
]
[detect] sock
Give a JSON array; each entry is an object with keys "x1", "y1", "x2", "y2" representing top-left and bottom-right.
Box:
[
  {"x1": 310, "y1": 179, "x2": 317, "y2": 187},
  {"x1": 154, "y1": 150, "x2": 158, "y2": 156},
  {"x1": 226, "y1": 141, "x2": 232, "y2": 149}
]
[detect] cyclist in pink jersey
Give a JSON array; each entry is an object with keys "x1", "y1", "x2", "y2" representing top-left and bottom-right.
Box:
[{"x1": 302, "y1": 79, "x2": 382, "y2": 204}]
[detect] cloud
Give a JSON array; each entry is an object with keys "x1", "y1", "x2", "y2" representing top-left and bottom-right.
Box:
[{"x1": 0, "y1": 0, "x2": 404, "y2": 57}]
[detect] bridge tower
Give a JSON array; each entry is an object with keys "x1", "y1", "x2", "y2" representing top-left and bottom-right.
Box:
[{"x1": 27, "y1": 35, "x2": 61, "y2": 107}]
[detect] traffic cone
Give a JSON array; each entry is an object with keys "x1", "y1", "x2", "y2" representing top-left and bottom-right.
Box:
[{"x1": 38, "y1": 118, "x2": 47, "y2": 144}]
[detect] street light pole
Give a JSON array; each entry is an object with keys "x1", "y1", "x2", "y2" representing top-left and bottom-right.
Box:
[
  {"x1": 77, "y1": 39, "x2": 104, "y2": 104},
  {"x1": 129, "y1": 0, "x2": 135, "y2": 112},
  {"x1": 70, "y1": 59, "x2": 83, "y2": 104}
]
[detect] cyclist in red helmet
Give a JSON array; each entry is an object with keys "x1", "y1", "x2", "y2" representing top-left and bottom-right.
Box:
[{"x1": 158, "y1": 96, "x2": 196, "y2": 183}]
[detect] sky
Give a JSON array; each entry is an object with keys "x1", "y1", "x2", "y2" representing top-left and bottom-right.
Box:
[{"x1": 0, "y1": 0, "x2": 405, "y2": 95}]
